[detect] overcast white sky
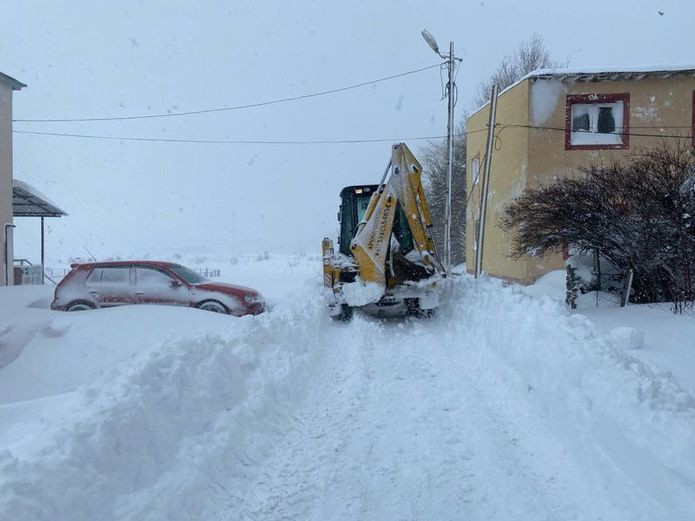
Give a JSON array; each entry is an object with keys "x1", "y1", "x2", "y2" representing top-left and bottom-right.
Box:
[{"x1": 3, "y1": 0, "x2": 694, "y2": 264}]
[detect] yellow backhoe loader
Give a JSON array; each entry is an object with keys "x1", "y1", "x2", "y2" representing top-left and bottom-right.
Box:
[{"x1": 322, "y1": 143, "x2": 445, "y2": 320}]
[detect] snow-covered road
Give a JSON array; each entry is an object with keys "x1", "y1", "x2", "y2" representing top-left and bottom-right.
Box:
[
  {"x1": 1, "y1": 258, "x2": 694, "y2": 520},
  {"x1": 226, "y1": 312, "x2": 591, "y2": 521},
  {"x1": 210, "y1": 279, "x2": 695, "y2": 521}
]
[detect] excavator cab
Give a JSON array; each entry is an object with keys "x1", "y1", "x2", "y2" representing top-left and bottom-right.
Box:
[{"x1": 337, "y1": 185, "x2": 414, "y2": 256}]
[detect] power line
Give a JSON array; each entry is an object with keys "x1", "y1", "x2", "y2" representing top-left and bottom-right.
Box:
[
  {"x1": 466, "y1": 123, "x2": 693, "y2": 141},
  {"x1": 506, "y1": 123, "x2": 693, "y2": 140},
  {"x1": 15, "y1": 123, "x2": 691, "y2": 146},
  {"x1": 13, "y1": 63, "x2": 443, "y2": 123},
  {"x1": 13, "y1": 129, "x2": 447, "y2": 145}
]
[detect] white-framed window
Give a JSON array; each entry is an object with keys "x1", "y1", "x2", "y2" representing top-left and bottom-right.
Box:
[{"x1": 565, "y1": 94, "x2": 629, "y2": 150}]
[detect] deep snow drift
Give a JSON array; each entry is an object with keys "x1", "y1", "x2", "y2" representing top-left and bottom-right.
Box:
[{"x1": 1, "y1": 255, "x2": 694, "y2": 520}]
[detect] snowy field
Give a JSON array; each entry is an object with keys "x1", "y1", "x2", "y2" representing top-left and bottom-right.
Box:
[{"x1": 1, "y1": 254, "x2": 695, "y2": 520}]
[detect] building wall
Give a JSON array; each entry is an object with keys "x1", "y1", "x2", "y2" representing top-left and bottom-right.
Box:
[
  {"x1": 466, "y1": 80, "x2": 530, "y2": 282},
  {"x1": 467, "y1": 74, "x2": 695, "y2": 284},
  {"x1": 0, "y1": 82, "x2": 13, "y2": 285}
]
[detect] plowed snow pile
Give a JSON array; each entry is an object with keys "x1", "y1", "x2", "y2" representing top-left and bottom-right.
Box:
[{"x1": 1, "y1": 266, "x2": 694, "y2": 520}]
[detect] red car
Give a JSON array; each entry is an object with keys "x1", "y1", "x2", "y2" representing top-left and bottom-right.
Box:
[{"x1": 51, "y1": 261, "x2": 265, "y2": 316}]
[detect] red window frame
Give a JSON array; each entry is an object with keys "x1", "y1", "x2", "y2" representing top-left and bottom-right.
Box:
[{"x1": 565, "y1": 93, "x2": 630, "y2": 151}]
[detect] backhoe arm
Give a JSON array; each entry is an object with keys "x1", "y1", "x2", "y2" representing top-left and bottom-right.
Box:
[{"x1": 350, "y1": 143, "x2": 441, "y2": 287}]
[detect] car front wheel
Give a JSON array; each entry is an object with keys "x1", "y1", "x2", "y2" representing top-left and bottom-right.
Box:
[
  {"x1": 66, "y1": 301, "x2": 96, "y2": 312},
  {"x1": 197, "y1": 300, "x2": 228, "y2": 314}
]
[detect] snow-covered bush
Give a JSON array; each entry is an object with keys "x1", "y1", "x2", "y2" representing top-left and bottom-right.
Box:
[{"x1": 501, "y1": 145, "x2": 695, "y2": 311}]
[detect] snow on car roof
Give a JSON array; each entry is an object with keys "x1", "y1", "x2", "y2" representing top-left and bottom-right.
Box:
[{"x1": 70, "y1": 260, "x2": 178, "y2": 269}]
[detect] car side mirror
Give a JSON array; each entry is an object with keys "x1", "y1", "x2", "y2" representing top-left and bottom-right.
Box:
[{"x1": 170, "y1": 279, "x2": 182, "y2": 288}]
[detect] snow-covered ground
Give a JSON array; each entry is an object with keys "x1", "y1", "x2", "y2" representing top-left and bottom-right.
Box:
[
  {"x1": 524, "y1": 270, "x2": 695, "y2": 395},
  {"x1": 1, "y1": 256, "x2": 694, "y2": 520}
]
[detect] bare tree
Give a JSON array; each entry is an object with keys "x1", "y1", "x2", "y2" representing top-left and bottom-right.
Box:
[
  {"x1": 421, "y1": 122, "x2": 467, "y2": 264},
  {"x1": 473, "y1": 33, "x2": 565, "y2": 108},
  {"x1": 500, "y1": 145, "x2": 695, "y2": 311},
  {"x1": 420, "y1": 33, "x2": 563, "y2": 265}
]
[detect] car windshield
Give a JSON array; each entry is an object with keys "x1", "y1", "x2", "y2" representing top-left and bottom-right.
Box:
[{"x1": 169, "y1": 264, "x2": 208, "y2": 284}]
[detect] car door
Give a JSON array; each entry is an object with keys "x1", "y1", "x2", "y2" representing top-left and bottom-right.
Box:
[
  {"x1": 85, "y1": 266, "x2": 135, "y2": 307},
  {"x1": 133, "y1": 267, "x2": 190, "y2": 307}
]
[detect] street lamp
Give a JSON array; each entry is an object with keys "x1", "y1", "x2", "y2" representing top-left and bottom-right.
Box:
[
  {"x1": 421, "y1": 29, "x2": 461, "y2": 276},
  {"x1": 421, "y1": 29, "x2": 442, "y2": 57}
]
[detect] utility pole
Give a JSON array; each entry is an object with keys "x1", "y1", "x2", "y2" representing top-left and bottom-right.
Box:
[
  {"x1": 443, "y1": 40, "x2": 456, "y2": 276},
  {"x1": 421, "y1": 30, "x2": 462, "y2": 276}
]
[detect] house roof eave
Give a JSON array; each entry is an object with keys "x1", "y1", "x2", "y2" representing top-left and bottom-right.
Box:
[{"x1": 0, "y1": 71, "x2": 27, "y2": 91}]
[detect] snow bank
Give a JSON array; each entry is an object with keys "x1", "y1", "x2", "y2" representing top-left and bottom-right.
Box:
[
  {"x1": 0, "y1": 305, "x2": 236, "y2": 404},
  {"x1": 0, "y1": 274, "x2": 333, "y2": 521},
  {"x1": 522, "y1": 269, "x2": 695, "y2": 395},
  {"x1": 444, "y1": 277, "x2": 695, "y2": 518},
  {"x1": 0, "y1": 335, "x2": 247, "y2": 519},
  {"x1": 609, "y1": 326, "x2": 646, "y2": 350}
]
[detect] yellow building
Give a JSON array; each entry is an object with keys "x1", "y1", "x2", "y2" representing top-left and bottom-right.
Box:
[{"x1": 466, "y1": 66, "x2": 695, "y2": 284}]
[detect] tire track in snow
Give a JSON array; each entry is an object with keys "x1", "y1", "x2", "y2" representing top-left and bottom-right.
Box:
[
  {"x1": 215, "y1": 277, "x2": 695, "y2": 521},
  {"x1": 226, "y1": 316, "x2": 376, "y2": 520},
  {"x1": 222, "y1": 313, "x2": 586, "y2": 520}
]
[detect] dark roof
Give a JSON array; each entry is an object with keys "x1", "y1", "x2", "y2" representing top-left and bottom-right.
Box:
[
  {"x1": 339, "y1": 184, "x2": 379, "y2": 197},
  {"x1": 0, "y1": 71, "x2": 26, "y2": 91},
  {"x1": 13, "y1": 179, "x2": 66, "y2": 217}
]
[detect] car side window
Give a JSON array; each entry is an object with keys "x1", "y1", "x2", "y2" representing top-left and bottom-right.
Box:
[
  {"x1": 86, "y1": 268, "x2": 103, "y2": 284},
  {"x1": 135, "y1": 268, "x2": 174, "y2": 288},
  {"x1": 98, "y1": 267, "x2": 131, "y2": 286}
]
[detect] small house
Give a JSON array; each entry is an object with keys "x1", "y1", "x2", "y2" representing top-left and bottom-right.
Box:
[{"x1": 466, "y1": 65, "x2": 695, "y2": 283}]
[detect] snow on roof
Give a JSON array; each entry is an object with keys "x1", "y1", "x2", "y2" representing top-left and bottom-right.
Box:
[
  {"x1": 526, "y1": 63, "x2": 695, "y2": 81},
  {"x1": 13, "y1": 179, "x2": 66, "y2": 217},
  {"x1": 0, "y1": 71, "x2": 26, "y2": 91},
  {"x1": 469, "y1": 64, "x2": 695, "y2": 118}
]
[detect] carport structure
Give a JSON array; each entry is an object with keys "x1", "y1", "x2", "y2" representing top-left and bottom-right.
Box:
[{"x1": 12, "y1": 179, "x2": 66, "y2": 282}]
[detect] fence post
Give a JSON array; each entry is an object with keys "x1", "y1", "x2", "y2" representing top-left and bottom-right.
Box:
[{"x1": 621, "y1": 269, "x2": 634, "y2": 307}]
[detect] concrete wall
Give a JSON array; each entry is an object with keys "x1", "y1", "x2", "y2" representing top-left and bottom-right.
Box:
[
  {"x1": 467, "y1": 74, "x2": 695, "y2": 284},
  {"x1": 0, "y1": 82, "x2": 13, "y2": 286}
]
